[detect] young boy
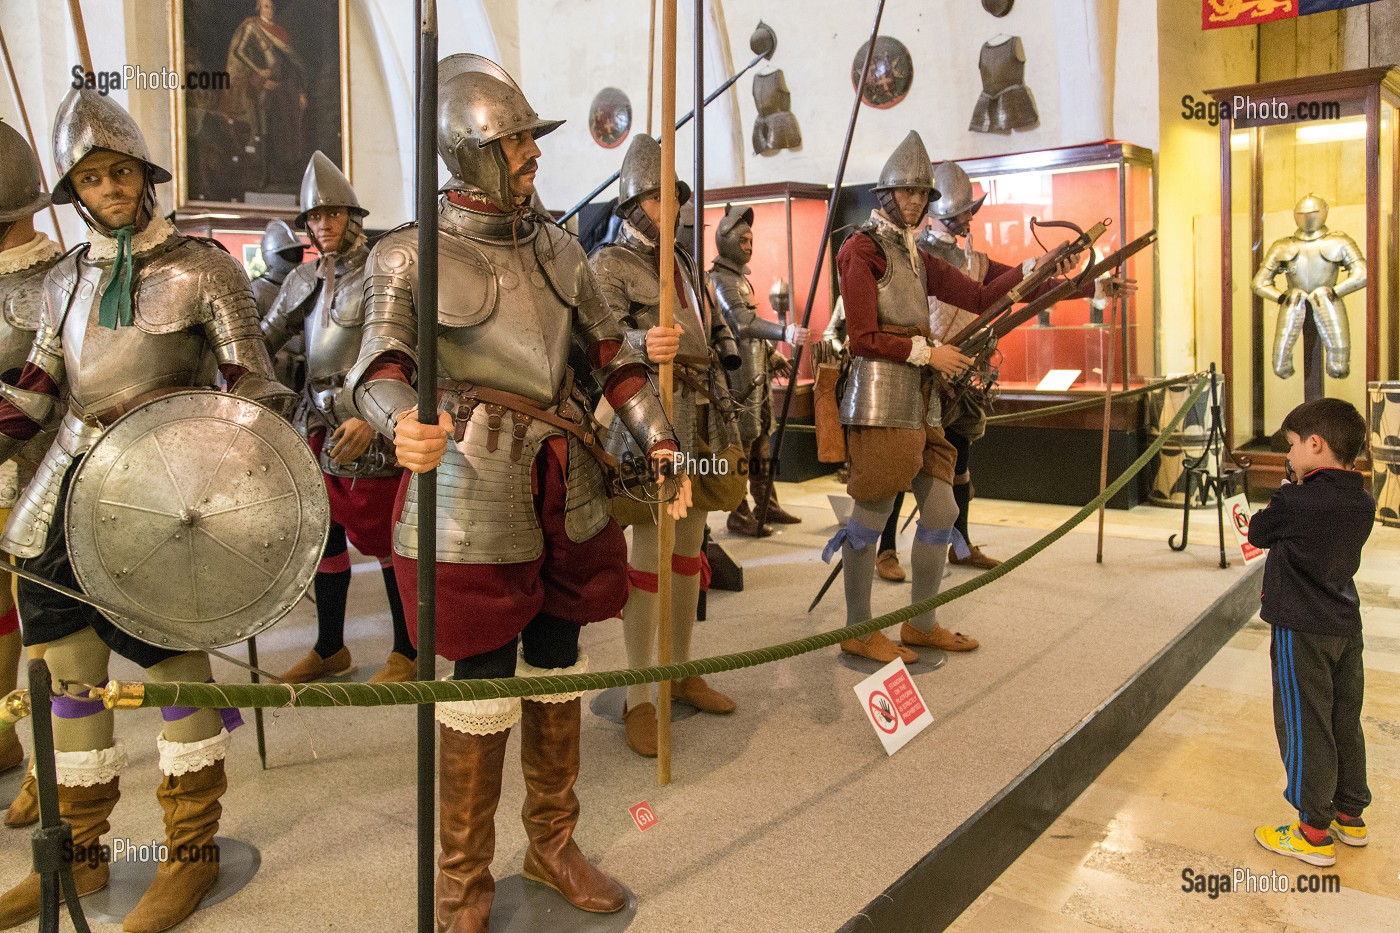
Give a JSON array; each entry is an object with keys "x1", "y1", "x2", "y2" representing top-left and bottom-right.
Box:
[{"x1": 1247, "y1": 397, "x2": 1375, "y2": 867}]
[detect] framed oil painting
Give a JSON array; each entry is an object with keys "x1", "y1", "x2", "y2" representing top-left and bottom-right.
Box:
[{"x1": 170, "y1": 0, "x2": 349, "y2": 214}]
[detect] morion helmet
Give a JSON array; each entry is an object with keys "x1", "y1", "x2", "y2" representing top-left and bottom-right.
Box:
[
  {"x1": 0, "y1": 120, "x2": 50, "y2": 222},
  {"x1": 50, "y1": 88, "x2": 170, "y2": 205},
  {"x1": 437, "y1": 54, "x2": 563, "y2": 208}
]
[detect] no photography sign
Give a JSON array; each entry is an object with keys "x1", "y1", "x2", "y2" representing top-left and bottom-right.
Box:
[{"x1": 853, "y1": 658, "x2": 934, "y2": 755}]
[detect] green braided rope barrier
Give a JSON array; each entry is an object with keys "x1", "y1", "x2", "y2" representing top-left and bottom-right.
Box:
[
  {"x1": 111, "y1": 375, "x2": 1210, "y2": 712},
  {"x1": 983, "y1": 374, "x2": 1197, "y2": 425}
]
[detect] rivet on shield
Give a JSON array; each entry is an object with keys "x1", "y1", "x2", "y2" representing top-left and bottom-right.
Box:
[
  {"x1": 261, "y1": 465, "x2": 268, "y2": 472},
  {"x1": 245, "y1": 470, "x2": 253, "y2": 476}
]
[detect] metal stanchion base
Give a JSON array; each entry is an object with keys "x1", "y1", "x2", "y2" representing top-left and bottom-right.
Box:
[
  {"x1": 838, "y1": 649, "x2": 947, "y2": 675},
  {"x1": 84, "y1": 837, "x2": 261, "y2": 923},
  {"x1": 589, "y1": 687, "x2": 700, "y2": 725},
  {"x1": 489, "y1": 875, "x2": 636, "y2": 932}
]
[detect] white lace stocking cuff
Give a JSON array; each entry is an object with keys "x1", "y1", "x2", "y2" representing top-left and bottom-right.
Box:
[
  {"x1": 55, "y1": 744, "x2": 128, "y2": 787},
  {"x1": 516, "y1": 652, "x2": 590, "y2": 704},
  {"x1": 437, "y1": 697, "x2": 520, "y2": 735},
  {"x1": 158, "y1": 729, "x2": 229, "y2": 777},
  {"x1": 906, "y1": 336, "x2": 931, "y2": 366}
]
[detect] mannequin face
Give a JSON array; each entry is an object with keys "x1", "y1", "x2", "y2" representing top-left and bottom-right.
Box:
[
  {"x1": 892, "y1": 187, "x2": 929, "y2": 227},
  {"x1": 500, "y1": 132, "x2": 542, "y2": 203},
  {"x1": 71, "y1": 150, "x2": 146, "y2": 230},
  {"x1": 737, "y1": 231, "x2": 754, "y2": 262},
  {"x1": 640, "y1": 195, "x2": 662, "y2": 228},
  {"x1": 943, "y1": 208, "x2": 975, "y2": 238},
  {"x1": 305, "y1": 206, "x2": 348, "y2": 253}
]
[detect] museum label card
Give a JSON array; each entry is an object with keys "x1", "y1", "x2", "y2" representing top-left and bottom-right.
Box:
[
  {"x1": 1035, "y1": 369, "x2": 1082, "y2": 392},
  {"x1": 853, "y1": 658, "x2": 933, "y2": 755}
]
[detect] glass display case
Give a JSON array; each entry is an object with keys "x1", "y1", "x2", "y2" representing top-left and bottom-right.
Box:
[
  {"x1": 1208, "y1": 67, "x2": 1399, "y2": 487},
  {"x1": 956, "y1": 141, "x2": 1157, "y2": 391},
  {"x1": 700, "y1": 182, "x2": 833, "y2": 383}
]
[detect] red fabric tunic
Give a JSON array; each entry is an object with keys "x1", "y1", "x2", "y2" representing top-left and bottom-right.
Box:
[
  {"x1": 306, "y1": 429, "x2": 401, "y2": 560},
  {"x1": 836, "y1": 231, "x2": 1027, "y2": 364}
]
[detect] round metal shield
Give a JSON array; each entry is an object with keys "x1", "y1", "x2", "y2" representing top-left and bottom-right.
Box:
[
  {"x1": 852, "y1": 36, "x2": 914, "y2": 110},
  {"x1": 589, "y1": 87, "x2": 632, "y2": 149},
  {"x1": 65, "y1": 391, "x2": 330, "y2": 650}
]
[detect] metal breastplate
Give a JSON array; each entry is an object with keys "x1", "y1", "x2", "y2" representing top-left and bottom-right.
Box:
[
  {"x1": 841, "y1": 230, "x2": 933, "y2": 429},
  {"x1": 58, "y1": 251, "x2": 211, "y2": 419},
  {"x1": 971, "y1": 39, "x2": 1038, "y2": 132},
  {"x1": 305, "y1": 264, "x2": 368, "y2": 394},
  {"x1": 1283, "y1": 236, "x2": 1346, "y2": 292},
  {"x1": 435, "y1": 228, "x2": 574, "y2": 406}
]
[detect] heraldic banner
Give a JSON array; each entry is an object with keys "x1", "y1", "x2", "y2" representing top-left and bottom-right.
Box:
[{"x1": 1203, "y1": 0, "x2": 1383, "y2": 30}]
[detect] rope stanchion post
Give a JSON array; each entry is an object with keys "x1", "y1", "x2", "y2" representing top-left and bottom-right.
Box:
[
  {"x1": 29, "y1": 659, "x2": 95, "y2": 932},
  {"x1": 103, "y1": 376, "x2": 1211, "y2": 715},
  {"x1": 1095, "y1": 289, "x2": 1118, "y2": 563}
]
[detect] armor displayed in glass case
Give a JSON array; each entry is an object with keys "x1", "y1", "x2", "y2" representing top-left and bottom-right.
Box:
[{"x1": 1207, "y1": 67, "x2": 1399, "y2": 489}]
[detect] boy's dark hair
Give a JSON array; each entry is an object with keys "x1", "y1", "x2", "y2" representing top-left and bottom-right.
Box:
[{"x1": 1281, "y1": 397, "x2": 1368, "y2": 465}]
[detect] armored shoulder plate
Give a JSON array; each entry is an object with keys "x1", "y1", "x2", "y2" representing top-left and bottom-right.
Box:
[
  {"x1": 131, "y1": 238, "x2": 245, "y2": 335},
  {"x1": 535, "y1": 223, "x2": 588, "y2": 308},
  {"x1": 277, "y1": 262, "x2": 322, "y2": 318},
  {"x1": 0, "y1": 257, "x2": 59, "y2": 332},
  {"x1": 591, "y1": 244, "x2": 661, "y2": 308}
]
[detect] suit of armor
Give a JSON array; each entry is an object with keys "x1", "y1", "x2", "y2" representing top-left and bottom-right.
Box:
[
  {"x1": 709, "y1": 205, "x2": 804, "y2": 533},
  {"x1": 752, "y1": 69, "x2": 802, "y2": 155},
  {"x1": 592, "y1": 135, "x2": 745, "y2": 758},
  {"x1": 344, "y1": 55, "x2": 674, "y2": 929},
  {"x1": 1252, "y1": 195, "x2": 1366, "y2": 382},
  {"x1": 0, "y1": 118, "x2": 65, "y2": 808},
  {"x1": 969, "y1": 37, "x2": 1039, "y2": 133},
  {"x1": 261, "y1": 152, "x2": 413, "y2": 686},
  {"x1": 0, "y1": 88, "x2": 292, "y2": 933},
  {"x1": 826, "y1": 133, "x2": 1019, "y2": 665}
]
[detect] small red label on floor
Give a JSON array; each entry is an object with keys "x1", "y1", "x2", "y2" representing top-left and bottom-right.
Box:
[
  {"x1": 630, "y1": 801, "x2": 659, "y2": 832},
  {"x1": 883, "y1": 668, "x2": 926, "y2": 724}
]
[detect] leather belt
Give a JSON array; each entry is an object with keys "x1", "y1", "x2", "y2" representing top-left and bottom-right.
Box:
[
  {"x1": 72, "y1": 386, "x2": 187, "y2": 428},
  {"x1": 437, "y1": 372, "x2": 621, "y2": 472}
]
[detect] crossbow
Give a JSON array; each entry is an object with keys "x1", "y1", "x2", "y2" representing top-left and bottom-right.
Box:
[{"x1": 941, "y1": 220, "x2": 1160, "y2": 411}]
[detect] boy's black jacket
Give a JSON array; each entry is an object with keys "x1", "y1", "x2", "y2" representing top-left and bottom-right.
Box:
[{"x1": 1247, "y1": 468, "x2": 1374, "y2": 637}]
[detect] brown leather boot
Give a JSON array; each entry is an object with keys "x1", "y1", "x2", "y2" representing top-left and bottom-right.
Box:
[
  {"x1": 122, "y1": 760, "x2": 226, "y2": 933},
  {"x1": 900, "y1": 622, "x2": 980, "y2": 652},
  {"x1": 3, "y1": 769, "x2": 39, "y2": 828},
  {"x1": 752, "y1": 483, "x2": 801, "y2": 524},
  {"x1": 726, "y1": 501, "x2": 772, "y2": 538},
  {"x1": 436, "y1": 723, "x2": 510, "y2": 933},
  {"x1": 520, "y1": 699, "x2": 626, "y2": 913},
  {"x1": 0, "y1": 777, "x2": 119, "y2": 929},
  {"x1": 950, "y1": 545, "x2": 1001, "y2": 570}
]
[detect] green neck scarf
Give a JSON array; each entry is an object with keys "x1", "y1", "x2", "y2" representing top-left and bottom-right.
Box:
[{"x1": 97, "y1": 225, "x2": 137, "y2": 329}]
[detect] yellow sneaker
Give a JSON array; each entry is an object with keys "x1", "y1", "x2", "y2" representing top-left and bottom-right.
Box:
[
  {"x1": 1254, "y1": 821, "x2": 1336, "y2": 867},
  {"x1": 1330, "y1": 816, "x2": 1368, "y2": 847}
]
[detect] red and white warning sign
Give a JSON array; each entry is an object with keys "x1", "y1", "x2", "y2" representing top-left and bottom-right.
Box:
[
  {"x1": 1224, "y1": 493, "x2": 1266, "y2": 565},
  {"x1": 852, "y1": 658, "x2": 934, "y2": 755}
]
